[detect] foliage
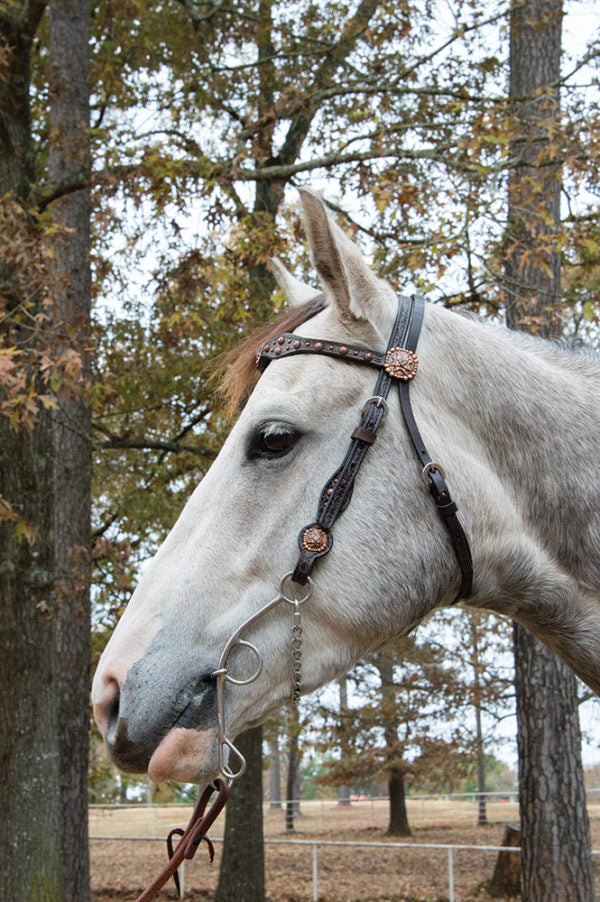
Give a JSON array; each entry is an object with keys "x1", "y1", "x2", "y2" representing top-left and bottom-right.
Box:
[
  {"x1": 458, "y1": 754, "x2": 517, "y2": 795},
  {"x1": 77, "y1": 1, "x2": 600, "y2": 630},
  {"x1": 4, "y1": 0, "x2": 597, "y2": 799}
]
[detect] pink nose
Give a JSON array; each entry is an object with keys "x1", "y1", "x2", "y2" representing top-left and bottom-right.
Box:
[{"x1": 92, "y1": 673, "x2": 120, "y2": 740}]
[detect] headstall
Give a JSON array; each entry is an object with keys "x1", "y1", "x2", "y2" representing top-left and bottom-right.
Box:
[
  {"x1": 257, "y1": 293, "x2": 473, "y2": 600},
  {"x1": 135, "y1": 294, "x2": 473, "y2": 902}
]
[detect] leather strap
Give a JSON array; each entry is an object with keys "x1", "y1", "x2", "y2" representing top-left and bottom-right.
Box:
[
  {"x1": 135, "y1": 779, "x2": 229, "y2": 902},
  {"x1": 256, "y1": 295, "x2": 473, "y2": 603},
  {"x1": 396, "y1": 300, "x2": 473, "y2": 602},
  {"x1": 291, "y1": 296, "x2": 414, "y2": 583}
]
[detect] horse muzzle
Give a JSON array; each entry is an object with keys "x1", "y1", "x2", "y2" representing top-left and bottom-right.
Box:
[{"x1": 92, "y1": 654, "x2": 220, "y2": 781}]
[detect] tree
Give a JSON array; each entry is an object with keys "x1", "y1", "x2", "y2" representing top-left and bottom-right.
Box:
[
  {"x1": 266, "y1": 722, "x2": 283, "y2": 810},
  {"x1": 505, "y1": 1, "x2": 596, "y2": 898},
  {"x1": 214, "y1": 726, "x2": 265, "y2": 902},
  {"x1": 82, "y1": 0, "x2": 600, "y2": 889},
  {"x1": 285, "y1": 704, "x2": 302, "y2": 831},
  {"x1": 438, "y1": 609, "x2": 515, "y2": 826},
  {"x1": 376, "y1": 652, "x2": 411, "y2": 837},
  {"x1": 48, "y1": 0, "x2": 92, "y2": 896},
  {"x1": 470, "y1": 615, "x2": 489, "y2": 826},
  {"x1": 0, "y1": 0, "x2": 91, "y2": 898},
  {"x1": 317, "y1": 636, "x2": 466, "y2": 836},
  {"x1": 337, "y1": 675, "x2": 351, "y2": 806}
]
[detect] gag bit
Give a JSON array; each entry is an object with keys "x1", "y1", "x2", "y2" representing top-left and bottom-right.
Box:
[{"x1": 211, "y1": 571, "x2": 313, "y2": 782}]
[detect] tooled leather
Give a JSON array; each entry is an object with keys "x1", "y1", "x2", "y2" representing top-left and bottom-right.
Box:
[
  {"x1": 291, "y1": 299, "x2": 413, "y2": 583},
  {"x1": 256, "y1": 293, "x2": 473, "y2": 602},
  {"x1": 257, "y1": 333, "x2": 386, "y2": 372}
]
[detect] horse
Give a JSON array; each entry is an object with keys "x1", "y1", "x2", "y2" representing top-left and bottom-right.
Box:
[{"x1": 93, "y1": 189, "x2": 600, "y2": 787}]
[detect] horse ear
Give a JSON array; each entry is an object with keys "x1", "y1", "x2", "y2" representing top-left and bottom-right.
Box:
[
  {"x1": 269, "y1": 257, "x2": 322, "y2": 309},
  {"x1": 299, "y1": 189, "x2": 395, "y2": 336}
]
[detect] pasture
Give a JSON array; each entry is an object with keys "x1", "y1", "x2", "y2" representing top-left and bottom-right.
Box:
[{"x1": 90, "y1": 795, "x2": 600, "y2": 900}]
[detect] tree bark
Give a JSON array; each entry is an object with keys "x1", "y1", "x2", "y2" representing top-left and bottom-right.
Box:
[
  {"x1": 387, "y1": 766, "x2": 411, "y2": 837},
  {"x1": 513, "y1": 627, "x2": 595, "y2": 900},
  {"x1": 506, "y1": 0, "x2": 562, "y2": 337},
  {"x1": 215, "y1": 726, "x2": 266, "y2": 902},
  {"x1": 490, "y1": 824, "x2": 522, "y2": 896},
  {"x1": 376, "y1": 653, "x2": 411, "y2": 837},
  {"x1": 506, "y1": 3, "x2": 597, "y2": 899},
  {"x1": 471, "y1": 619, "x2": 487, "y2": 826},
  {"x1": 285, "y1": 705, "x2": 301, "y2": 830},
  {"x1": 0, "y1": 400, "x2": 63, "y2": 901},
  {"x1": 268, "y1": 729, "x2": 282, "y2": 810},
  {"x1": 337, "y1": 676, "x2": 351, "y2": 806},
  {"x1": 0, "y1": 3, "x2": 91, "y2": 897},
  {"x1": 48, "y1": 1, "x2": 92, "y2": 898},
  {"x1": 0, "y1": 4, "x2": 64, "y2": 898}
]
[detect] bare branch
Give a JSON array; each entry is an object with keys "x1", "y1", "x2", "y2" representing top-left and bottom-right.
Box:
[{"x1": 92, "y1": 422, "x2": 217, "y2": 458}]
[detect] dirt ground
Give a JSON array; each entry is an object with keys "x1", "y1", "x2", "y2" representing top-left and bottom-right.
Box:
[{"x1": 90, "y1": 798, "x2": 600, "y2": 901}]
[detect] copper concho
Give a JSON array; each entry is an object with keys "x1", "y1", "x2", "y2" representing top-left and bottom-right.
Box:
[
  {"x1": 301, "y1": 526, "x2": 329, "y2": 554},
  {"x1": 384, "y1": 347, "x2": 418, "y2": 381}
]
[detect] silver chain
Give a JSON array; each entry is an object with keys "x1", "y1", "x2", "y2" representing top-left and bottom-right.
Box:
[{"x1": 291, "y1": 601, "x2": 303, "y2": 705}]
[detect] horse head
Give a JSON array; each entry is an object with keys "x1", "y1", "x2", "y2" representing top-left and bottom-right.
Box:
[
  {"x1": 92, "y1": 189, "x2": 600, "y2": 784},
  {"x1": 92, "y1": 191, "x2": 466, "y2": 782}
]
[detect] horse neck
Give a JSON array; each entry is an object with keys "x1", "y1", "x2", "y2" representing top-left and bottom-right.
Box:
[
  {"x1": 418, "y1": 306, "x2": 600, "y2": 690},
  {"x1": 422, "y1": 305, "x2": 600, "y2": 486}
]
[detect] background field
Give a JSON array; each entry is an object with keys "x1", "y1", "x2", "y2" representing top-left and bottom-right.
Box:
[{"x1": 90, "y1": 796, "x2": 600, "y2": 901}]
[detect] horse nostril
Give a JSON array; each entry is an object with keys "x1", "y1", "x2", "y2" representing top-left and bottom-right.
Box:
[
  {"x1": 107, "y1": 689, "x2": 120, "y2": 734},
  {"x1": 92, "y1": 676, "x2": 121, "y2": 740}
]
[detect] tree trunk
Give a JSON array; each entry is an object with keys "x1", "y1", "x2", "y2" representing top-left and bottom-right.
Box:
[
  {"x1": 506, "y1": 5, "x2": 596, "y2": 898},
  {"x1": 376, "y1": 653, "x2": 411, "y2": 837},
  {"x1": 285, "y1": 705, "x2": 301, "y2": 830},
  {"x1": 0, "y1": 4, "x2": 65, "y2": 898},
  {"x1": 471, "y1": 619, "x2": 487, "y2": 826},
  {"x1": 48, "y1": 1, "x2": 92, "y2": 898},
  {"x1": 387, "y1": 766, "x2": 411, "y2": 837},
  {"x1": 215, "y1": 726, "x2": 265, "y2": 902},
  {"x1": 490, "y1": 824, "x2": 522, "y2": 897},
  {"x1": 514, "y1": 626, "x2": 595, "y2": 900},
  {"x1": 337, "y1": 675, "x2": 351, "y2": 805},
  {"x1": 268, "y1": 729, "x2": 282, "y2": 810},
  {"x1": 506, "y1": 0, "x2": 562, "y2": 337},
  {"x1": 475, "y1": 707, "x2": 487, "y2": 827},
  {"x1": 0, "y1": 402, "x2": 63, "y2": 900}
]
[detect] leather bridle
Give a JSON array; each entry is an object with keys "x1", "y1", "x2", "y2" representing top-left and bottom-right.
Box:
[
  {"x1": 257, "y1": 293, "x2": 473, "y2": 601},
  {"x1": 135, "y1": 294, "x2": 472, "y2": 902}
]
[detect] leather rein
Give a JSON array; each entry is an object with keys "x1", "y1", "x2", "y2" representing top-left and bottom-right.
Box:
[{"x1": 135, "y1": 294, "x2": 472, "y2": 901}]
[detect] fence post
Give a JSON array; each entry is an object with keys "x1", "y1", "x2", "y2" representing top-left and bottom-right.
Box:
[
  {"x1": 312, "y1": 842, "x2": 318, "y2": 902},
  {"x1": 447, "y1": 847, "x2": 454, "y2": 902}
]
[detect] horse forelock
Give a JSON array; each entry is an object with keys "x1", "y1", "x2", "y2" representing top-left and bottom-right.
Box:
[{"x1": 213, "y1": 294, "x2": 327, "y2": 418}]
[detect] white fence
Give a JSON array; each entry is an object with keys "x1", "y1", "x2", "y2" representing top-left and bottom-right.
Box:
[
  {"x1": 89, "y1": 832, "x2": 600, "y2": 902},
  {"x1": 91, "y1": 833, "x2": 520, "y2": 902},
  {"x1": 89, "y1": 792, "x2": 600, "y2": 901}
]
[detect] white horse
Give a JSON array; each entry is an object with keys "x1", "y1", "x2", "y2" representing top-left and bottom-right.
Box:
[{"x1": 93, "y1": 190, "x2": 600, "y2": 785}]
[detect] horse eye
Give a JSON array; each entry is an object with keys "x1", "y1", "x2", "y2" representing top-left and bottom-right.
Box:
[{"x1": 248, "y1": 424, "x2": 298, "y2": 459}]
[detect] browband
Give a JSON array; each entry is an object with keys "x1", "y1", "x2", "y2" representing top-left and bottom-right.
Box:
[{"x1": 256, "y1": 295, "x2": 473, "y2": 604}]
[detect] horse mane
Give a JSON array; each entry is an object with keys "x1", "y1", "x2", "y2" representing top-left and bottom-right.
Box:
[{"x1": 213, "y1": 293, "x2": 327, "y2": 418}]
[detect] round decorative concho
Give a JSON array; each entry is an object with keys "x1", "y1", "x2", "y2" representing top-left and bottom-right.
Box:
[
  {"x1": 384, "y1": 347, "x2": 418, "y2": 381},
  {"x1": 300, "y1": 525, "x2": 330, "y2": 554}
]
